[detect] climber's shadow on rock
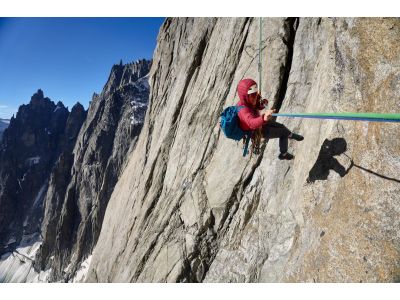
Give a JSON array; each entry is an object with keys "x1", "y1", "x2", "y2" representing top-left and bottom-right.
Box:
[
  {"x1": 306, "y1": 138, "x2": 348, "y2": 183},
  {"x1": 306, "y1": 137, "x2": 400, "y2": 184}
]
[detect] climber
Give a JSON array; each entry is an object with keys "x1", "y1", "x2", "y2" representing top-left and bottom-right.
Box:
[{"x1": 236, "y1": 78, "x2": 304, "y2": 160}]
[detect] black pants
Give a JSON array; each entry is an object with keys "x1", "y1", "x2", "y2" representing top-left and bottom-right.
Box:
[{"x1": 262, "y1": 122, "x2": 291, "y2": 154}]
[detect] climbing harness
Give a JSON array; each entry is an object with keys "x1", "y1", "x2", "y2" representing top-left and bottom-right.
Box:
[{"x1": 250, "y1": 128, "x2": 263, "y2": 156}]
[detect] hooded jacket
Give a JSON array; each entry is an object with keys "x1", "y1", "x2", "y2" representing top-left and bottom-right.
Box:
[{"x1": 236, "y1": 78, "x2": 267, "y2": 131}]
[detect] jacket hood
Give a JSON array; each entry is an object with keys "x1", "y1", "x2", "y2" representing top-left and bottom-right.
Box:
[{"x1": 237, "y1": 78, "x2": 257, "y2": 105}]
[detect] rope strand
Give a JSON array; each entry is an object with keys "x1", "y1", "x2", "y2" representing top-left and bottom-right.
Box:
[
  {"x1": 272, "y1": 112, "x2": 400, "y2": 122},
  {"x1": 258, "y1": 17, "x2": 263, "y2": 95}
]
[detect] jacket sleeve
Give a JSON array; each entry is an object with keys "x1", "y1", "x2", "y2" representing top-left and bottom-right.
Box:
[{"x1": 239, "y1": 108, "x2": 266, "y2": 130}]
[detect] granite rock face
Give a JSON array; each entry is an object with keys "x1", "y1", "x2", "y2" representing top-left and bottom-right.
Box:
[
  {"x1": 35, "y1": 59, "x2": 151, "y2": 281},
  {"x1": 86, "y1": 18, "x2": 400, "y2": 282}
]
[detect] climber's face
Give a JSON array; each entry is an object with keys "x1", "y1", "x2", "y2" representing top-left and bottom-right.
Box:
[{"x1": 248, "y1": 92, "x2": 258, "y2": 106}]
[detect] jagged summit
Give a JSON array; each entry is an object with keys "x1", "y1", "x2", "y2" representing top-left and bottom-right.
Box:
[
  {"x1": 55, "y1": 101, "x2": 65, "y2": 108},
  {"x1": 104, "y1": 59, "x2": 152, "y2": 95},
  {"x1": 70, "y1": 102, "x2": 84, "y2": 112},
  {"x1": 30, "y1": 89, "x2": 44, "y2": 102}
]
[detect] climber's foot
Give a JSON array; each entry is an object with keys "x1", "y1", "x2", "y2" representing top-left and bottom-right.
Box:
[
  {"x1": 278, "y1": 152, "x2": 294, "y2": 160},
  {"x1": 289, "y1": 132, "x2": 304, "y2": 141}
]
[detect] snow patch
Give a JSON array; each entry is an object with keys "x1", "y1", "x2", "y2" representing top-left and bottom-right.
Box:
[
  {"x1": 26, "y1": 156, "x2": 41, "y2": 166},
  {"x1": 135, "y1": 74, "x2": 150, "y2": 91},
  {"x1": 32, "y1": 183, "x2": 47, "y2": 209},
  {"x1": 30, "y1": 268, "x2": 51, "y2": 283},
  {"x1": 17, "y1": 233, "x2": 42, "y2": 260},
  {"x1": 0, "y1": 233, "x2": 49, "y2": 282},
  {"x1": 53, "y1": 104, "x2": 64, "y2": 113},
  {"x1": 21, "y1": 172, "x2": 28, "y2": 182},
  {"x1": 130, "y1": 98, "x2": 147, "y2": 126},
  {"x1": 6, "y1": 237, "x2": 16, "y2": 245},
  {"x1": 72, "y1": 255, "x2": 92, "y2": 283}
]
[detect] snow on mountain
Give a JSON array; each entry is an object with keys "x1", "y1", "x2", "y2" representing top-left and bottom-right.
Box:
[{"x1": 0, "y1": 233, "x2": 50, "y2": 283}]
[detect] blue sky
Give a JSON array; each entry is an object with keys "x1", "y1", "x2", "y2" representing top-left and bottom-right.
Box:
[{"x1": 0, "y1": 17, "x2": 164, "y2": 119}]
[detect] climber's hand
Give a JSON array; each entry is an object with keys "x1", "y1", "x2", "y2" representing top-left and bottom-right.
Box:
[{"x1": 263, "y1": 109, "x2": 276, "y2": 122}]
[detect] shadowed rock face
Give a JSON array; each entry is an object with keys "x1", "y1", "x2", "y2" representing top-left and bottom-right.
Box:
[
  {"x1": 0, "y1": 119, "x2": 9, "y2": 142},
  {"x1": 0, "y1": 90, "x2": 86, "y2": 256},
  {"x1": 85, "y1": 18, "x2": 400, "y2": 283},
  {"x1": 35, "y1": 59, "x2": 151, "y2": 281}
]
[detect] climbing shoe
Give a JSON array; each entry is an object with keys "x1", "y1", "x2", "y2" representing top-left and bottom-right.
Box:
[
  {"x1": 289, "y1": 132, "x2": 304, "y2": 141},
  {"x1": 278, "y1": 152, "x2": 294, "y2": 160}
]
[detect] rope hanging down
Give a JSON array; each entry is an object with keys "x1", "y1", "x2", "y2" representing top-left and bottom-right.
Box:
[
  {"x1": 271, "y1": 112, "x2": 400, "y2": 123},
  {"x1": 258, "y1": 17, "x2": 262, "y2": 94},
  {"x1": 243, "y1": 18, "x2": 265, "y2": 157}
]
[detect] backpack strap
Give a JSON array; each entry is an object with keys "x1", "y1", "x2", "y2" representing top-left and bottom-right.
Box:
[
  {"x1": 237, "y1": 105, "x2": 251, "y2": 157},
  {"x1": 243, "y1": 132, "x2": 251, "y2": 157}
]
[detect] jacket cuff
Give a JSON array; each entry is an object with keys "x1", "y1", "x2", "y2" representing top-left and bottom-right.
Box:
[{"x1": 260, "y1": 114, "x2": 267, "y2": 124}]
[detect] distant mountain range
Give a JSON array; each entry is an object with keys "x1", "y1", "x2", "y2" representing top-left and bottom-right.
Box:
[{"x1": 0, "y1": 59, "x2": 151, "y2": 282}]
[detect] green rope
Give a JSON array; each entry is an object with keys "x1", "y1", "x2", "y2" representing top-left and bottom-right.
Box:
[{"x1": 272, "y1": 112, "x2": 400, "y2": 122}]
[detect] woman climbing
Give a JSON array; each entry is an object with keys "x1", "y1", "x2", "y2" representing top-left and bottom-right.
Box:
[{"x1": 237, "y1": 78, "x2": 304, "y2": 160}]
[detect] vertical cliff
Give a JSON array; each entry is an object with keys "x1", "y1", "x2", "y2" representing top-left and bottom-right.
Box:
[{"x1": 86, "y1": 18, "x2": 400, "y2": 282}]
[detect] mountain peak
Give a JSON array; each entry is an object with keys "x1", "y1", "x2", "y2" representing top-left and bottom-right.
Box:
[{"x1": 31, "y1": 89, "x2": 44, "y2": 103}]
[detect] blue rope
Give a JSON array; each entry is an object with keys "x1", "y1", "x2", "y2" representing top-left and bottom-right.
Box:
[{"x1": 272, "y1": 113, "x2": 400, "y2": 123}]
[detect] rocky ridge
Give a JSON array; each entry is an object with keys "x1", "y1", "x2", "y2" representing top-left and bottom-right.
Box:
[
  {"x1": 0, "y1": 90, "x2": 86, "y2": 257},
  {"x1": 0, "y1": 59, "x2": 151, "y2": 282},
  {"x1": 35, "y1": 59, "x2": 151, "y2": 281}
]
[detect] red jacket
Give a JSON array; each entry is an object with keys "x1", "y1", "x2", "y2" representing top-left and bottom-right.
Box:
[{"x1": 236, "y1": 79, "x2": 267, "y2": 131}]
